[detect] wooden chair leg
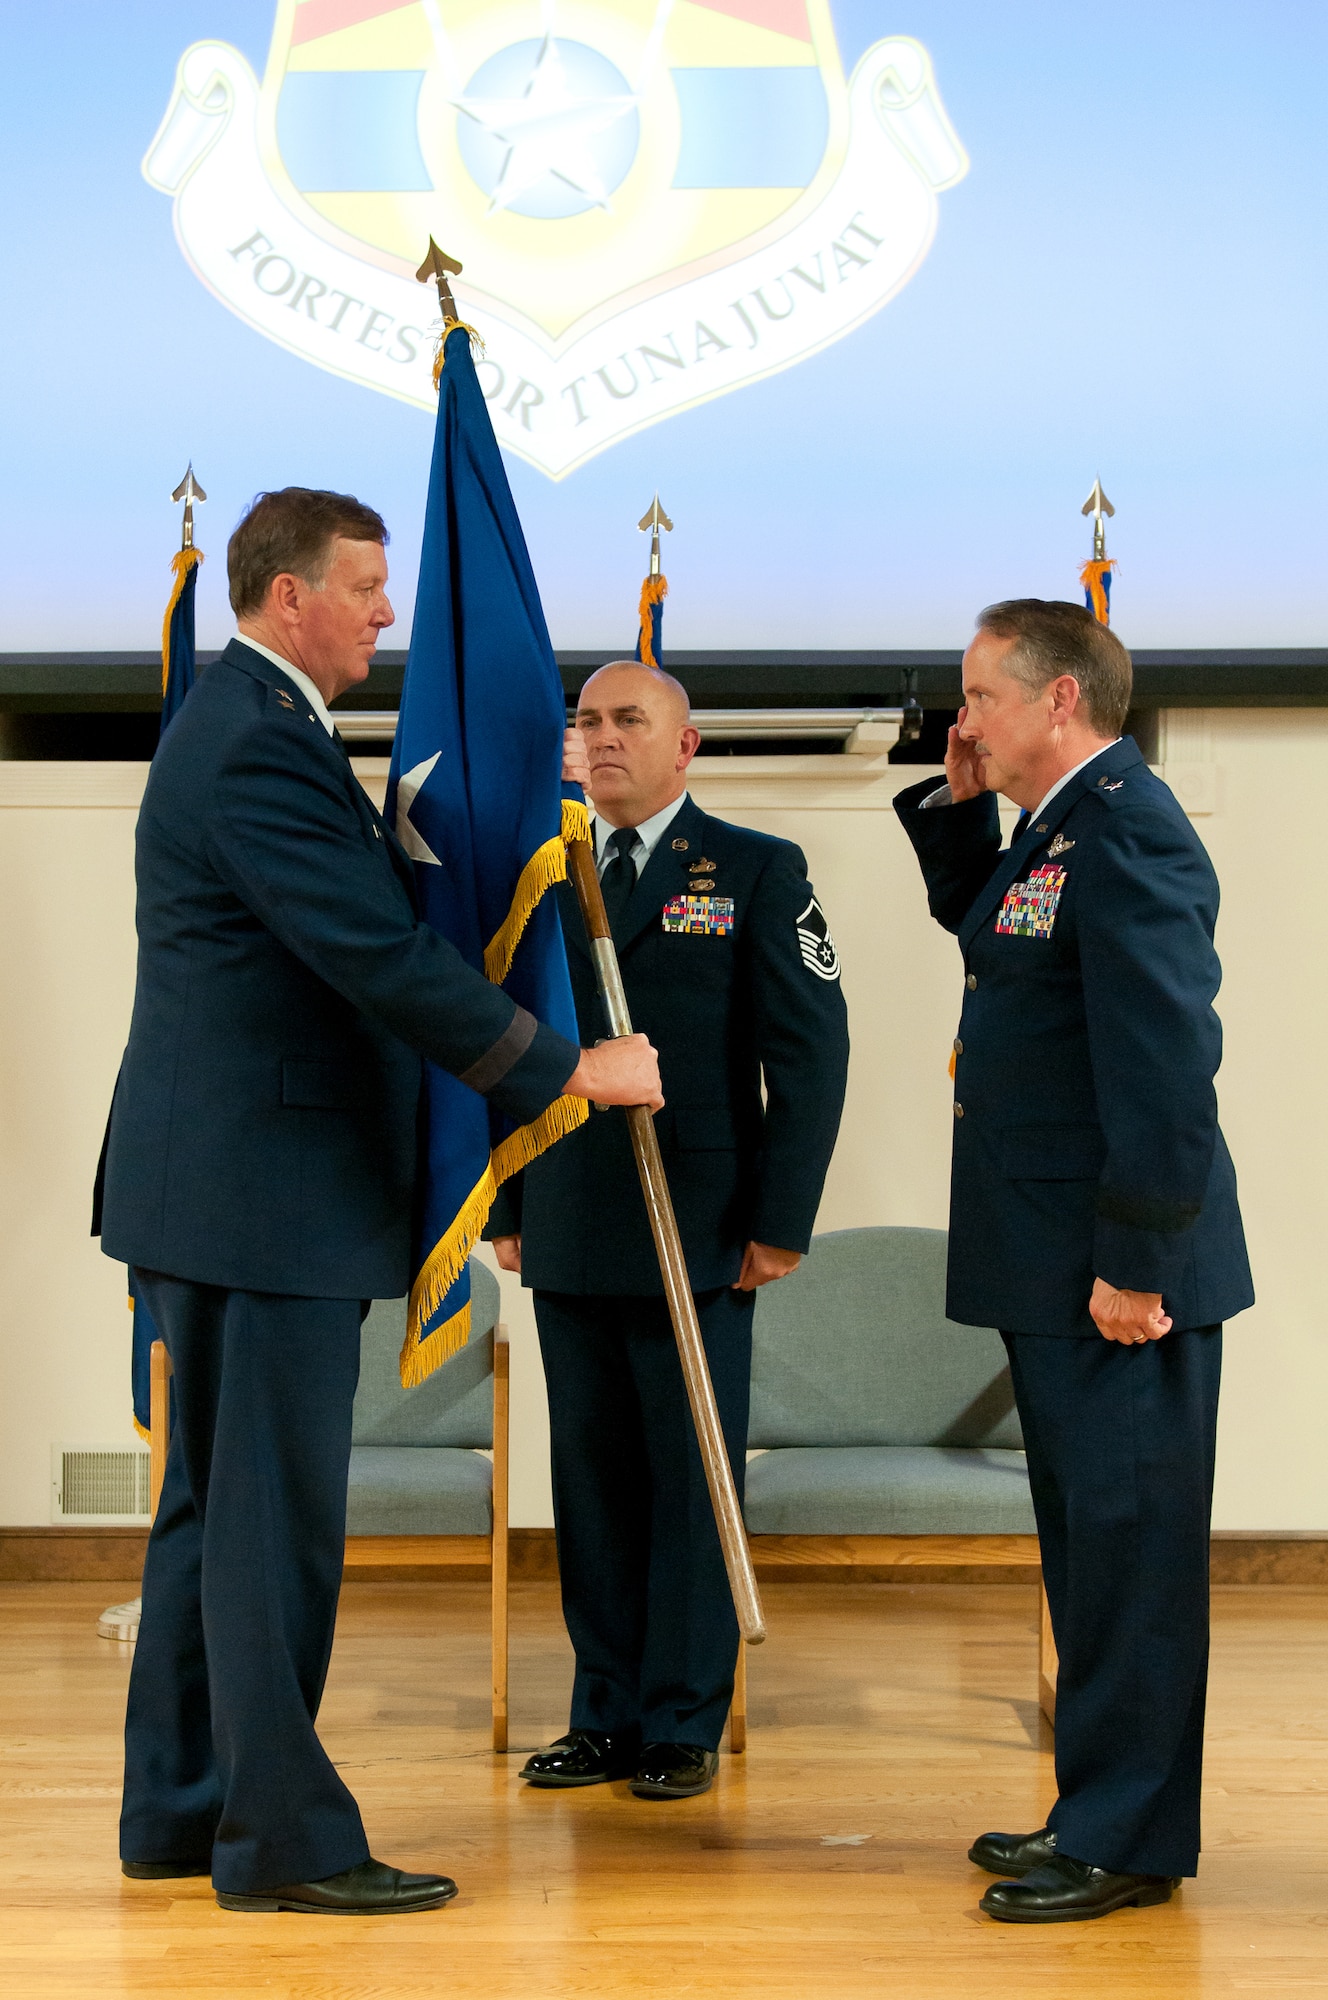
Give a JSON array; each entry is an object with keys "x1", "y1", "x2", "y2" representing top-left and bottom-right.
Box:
[
  {"x1": 491, "y1": 1327, "x2": 510, "y2": 1754},
  {"x1": 1037, "y1": 1576, "x2": 1057, "y2": 1727},
  {"x1": 727, "y1": 1638, "x2": 747, "y2": 1754},
  {"x1": 148, "y1": 1340, "x2": 173, "y2": 1523}
]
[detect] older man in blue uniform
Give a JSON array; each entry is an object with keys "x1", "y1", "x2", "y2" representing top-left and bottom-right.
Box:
[
  {"x1": 96, "y1": 490, "x2": 660, "y2": 1914},
  {"x1": 895, "y1": 599, "x2": 1253, "y2": 1923},
  {"x1": 488, "y1": 661, "x2": 849, "y2": 1799}
]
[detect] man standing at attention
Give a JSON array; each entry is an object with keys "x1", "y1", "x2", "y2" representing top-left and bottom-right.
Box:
[
  {"x1": 488, "y1": 661, "x2": 849, "y2": 1799},
  {"x1": 895, "y1": 600, "x2": 1253, "y2": 1923},
  {"x1": 96, "y1": 490, "x2": 660, "y2": 1915}
]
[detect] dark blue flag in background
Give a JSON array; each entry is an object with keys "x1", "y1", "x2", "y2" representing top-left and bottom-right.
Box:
[
  {"x1": 130, "y1": 537, "x2": 203, "y2": 1433},
  {"x1": 387, "y1": 325, "x2": 589, "y2": 1387}
]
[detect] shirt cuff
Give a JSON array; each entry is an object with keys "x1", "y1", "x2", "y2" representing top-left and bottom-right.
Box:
[{"x1": 920, "y1": 781, "x2": 953, "y2": 809}]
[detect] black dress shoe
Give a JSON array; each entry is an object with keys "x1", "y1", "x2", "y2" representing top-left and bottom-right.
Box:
[
  {"x1": 630, "y1": 1743, "x2": 719, "y2": 1800},
  {"x1": 122, "y1": 1858, "x2": 212, "y2": 1880},
  {"x1": 521, "y1": 1729, "x2": 642, "y2": 1788},
  {"x1": 968, "y1": 1826, "x2": 1058, "y2": 1876},
  {"x1": 980, "y1": 1852, "x2": 1180, "y2": 1923},
  {"x1": 216, "y1": 1857, "x2": 457, "y2": 1914}
]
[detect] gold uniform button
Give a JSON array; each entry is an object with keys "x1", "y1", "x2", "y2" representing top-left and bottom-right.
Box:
[
  {"x1": 953, "y1": 1037, "x2": 963, "y2": 1055},
  {"x1": 954, "y1": 1103, "x2": 965, "y2": 1119},
  {"x1": 965, "y1": 973, "x2": 978, "y2": 991}
]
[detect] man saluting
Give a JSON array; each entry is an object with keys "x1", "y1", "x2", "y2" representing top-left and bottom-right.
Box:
[
  {"x1": 489, "y1": 661, "x2": 849, "y2": 1799},
  {"x1": 895, "y1": 600, "x2": 1253, "y2": 1923}
]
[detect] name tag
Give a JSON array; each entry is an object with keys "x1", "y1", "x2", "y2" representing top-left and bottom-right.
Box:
[
  {"x1": 995, "y1": 865, "x2": 1067, "y2": 940},
  {"x1": 662, "y1": 894, "x2": 735, "y2": 936}
]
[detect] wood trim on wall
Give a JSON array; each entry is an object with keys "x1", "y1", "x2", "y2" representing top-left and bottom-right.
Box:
[{"x1": 4, "y1": 1526, "x2": 1326, "y2": 1586}]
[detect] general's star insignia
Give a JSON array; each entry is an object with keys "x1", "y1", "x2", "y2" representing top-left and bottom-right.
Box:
[{"x1": 395, "y1": 752, "x2": 442, "y2": 865}]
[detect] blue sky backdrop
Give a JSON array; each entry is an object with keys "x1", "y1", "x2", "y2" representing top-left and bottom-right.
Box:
[{"x1": 2, "y1": 1, "x2": 1324, "y2": 651}]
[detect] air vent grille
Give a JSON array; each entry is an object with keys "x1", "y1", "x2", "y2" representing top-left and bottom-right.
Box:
[{"x1": 52, "y1": 1449, "x2": 151, "y2": 1522}]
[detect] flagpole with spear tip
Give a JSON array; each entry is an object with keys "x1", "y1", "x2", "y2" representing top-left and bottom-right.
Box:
[
  {"x1": 415, "y1": 248, "x2": 765, "y2": 1646},
  {"x1": 636, "y1": 495, "x2": 671, "y2": 667},
  {"x1": 1080, "y1": 478, "x2": 1115, "y2": 625}
]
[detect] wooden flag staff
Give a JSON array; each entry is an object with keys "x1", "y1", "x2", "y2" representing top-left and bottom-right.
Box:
[{"x1": 564, "y1": 837, "x2": 766, "y2": 1646}]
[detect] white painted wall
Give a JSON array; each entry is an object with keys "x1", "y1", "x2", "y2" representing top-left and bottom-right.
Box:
[{"x1": 0, "y1": 716, "x2": 1321, "y2": 1530}]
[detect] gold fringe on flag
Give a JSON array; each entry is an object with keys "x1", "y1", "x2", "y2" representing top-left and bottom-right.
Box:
[
  {"x1": 562, "y1": 796, "x2": 591, "y2": 846},
  {"x1": 399, "y1": 1092, "x2": 590, "y2": 1385},
  {"x1": 161, "y1": 546, "x2": 202, "y2": 694},
  {"x1": 636, "y1": 574, "x2": 668, "y2": 666},
  {"x1": 1079, "y1": 558, "x2": 1116, "y2": 627},
  {"x1": 402, "y1": 785, "x2": 593, "y2": 1380},
  {"x1": 482, "y1": 798, "x2": 593, "y2": 984},
  {"x1": 432, "y1": 320, "x2": 486, "y2": 388}
]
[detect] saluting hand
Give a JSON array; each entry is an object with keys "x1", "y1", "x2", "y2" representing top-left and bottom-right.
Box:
[
  {"x1": 944, "y1": 705, "x2": 988, "y2": 802},
  {"x1": 1090, "y1": 1276, "x2": 1173, "y2": 1344}
]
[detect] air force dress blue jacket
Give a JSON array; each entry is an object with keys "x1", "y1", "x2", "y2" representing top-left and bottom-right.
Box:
[
  {"x1": 486, "y1": 795, "x2": 850, "y2": 1294},
  {"x1": 894, "y1": 737, "x2": 1254, "y2": 1337},
  {"x1": 96, "y1": 639, "x2": 580, "y2": 1300}
]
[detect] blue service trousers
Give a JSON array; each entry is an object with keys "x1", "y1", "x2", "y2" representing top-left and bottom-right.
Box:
[
  {"x1": 1004, "y1": 1324, "x2": 1222, "y2": 1879},
  {"x1": 535, "y1": 1286, "x2": 754, "y2": 1752},
  {"x1": 120, "y1": 1271, "x2": 370, "y2": 1895}
]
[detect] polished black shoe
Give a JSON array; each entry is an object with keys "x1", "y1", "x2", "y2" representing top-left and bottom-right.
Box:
[
  {"x1": 980, "y1": 1852, "x2": 1180, "y2": 1923},
  {"x1": 122, "y1": 1858, "x2": 212, "y2": 1880},
  {"x1": 521, "y1": 1729, "x2": 642, "y2": 1788},
  {"x1": 630, "y1": 1743, "x2": 719, "y2": 1800},
  {"x1": 216, "y1": 1858, "x2": 457, "y2": 1914},
  {"x1": 967, "y1": 1825, "x2": 1058, "y2": 1877}
]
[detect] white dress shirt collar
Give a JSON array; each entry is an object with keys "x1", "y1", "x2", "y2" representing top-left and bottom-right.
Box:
[
  {"x1": 1027, "y1": 739, "x2": 1120, "y2": 825},
  {"x1": 593, "y1": 792, "x2": 689, "y2": 872},
  {"x1": 234, "y1": 634, "x2": 336, "y2": 737}
]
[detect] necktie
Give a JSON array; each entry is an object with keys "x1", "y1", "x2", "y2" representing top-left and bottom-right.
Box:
[{"x1": 599, "y1": 825, "x2": 638, "y2": 931}]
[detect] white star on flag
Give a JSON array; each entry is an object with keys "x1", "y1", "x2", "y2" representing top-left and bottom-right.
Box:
[
  {"x1": 395, "y1": 752, "x2": 442, "y2": 864},
  {"x1": 451, "y1": 35, "x2": 636, "y2": 214}
]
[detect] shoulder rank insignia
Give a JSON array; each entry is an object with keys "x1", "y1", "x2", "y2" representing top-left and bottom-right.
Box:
[
  {"x1": 1097, "y1": 775, "x2": 1124, "y2": 792},
  {"x1": 796, "y1": 896, "x2": 841, "y2": 982},
  {"x1": 662, "y1": 893, "x2": 734, "y2": 936},
  {"x1": 274, "y1": 687, "x2": 296, "y2": 709},
  {"x1": 1046, "y1": 832, "x2": 1075, "y2": 857},
  {"x1": 995, "y1": 865, "x2": 1067, "y2": 940}
]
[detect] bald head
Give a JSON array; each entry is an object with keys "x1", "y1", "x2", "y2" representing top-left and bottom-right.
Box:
[
  {"x1": 575, "y1": 661, "x2": 700, "y2": 827},
  {"x1": 580, "y1": 661, "x2": 690, "y2": 724}
]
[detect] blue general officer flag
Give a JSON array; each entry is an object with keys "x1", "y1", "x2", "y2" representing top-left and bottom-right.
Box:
[
  {"x1": 129, "y1": 538, "x2": 204, "y2": 1433},
  {"x1": 387, "y1": 324, "x2": 589, "y2": 1387}
]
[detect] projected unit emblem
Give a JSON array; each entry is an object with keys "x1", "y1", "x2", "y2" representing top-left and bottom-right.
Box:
[{"x1": 144, "y1": 1, "x2": 968, "y2": 478}]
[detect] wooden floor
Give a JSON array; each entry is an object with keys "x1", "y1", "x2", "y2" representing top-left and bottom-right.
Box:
[{"x1": 1, "y1": 1580, "x2": 1325, "y2": 1998}]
